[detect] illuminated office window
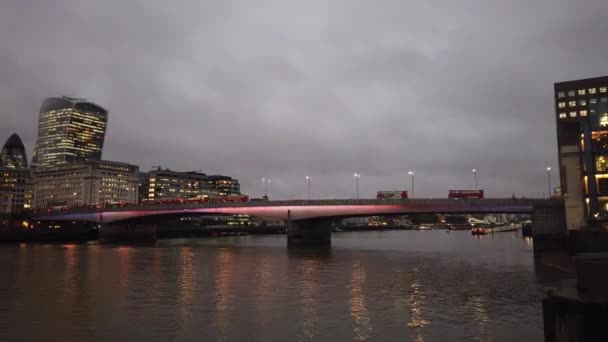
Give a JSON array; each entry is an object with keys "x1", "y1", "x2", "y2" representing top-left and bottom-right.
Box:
[
  {"x1": 578, "y1": 89, "x2": 586, "y2": 95},
  {"x1": 569, "y1": 101, "x2": 577, "y2": 107}
]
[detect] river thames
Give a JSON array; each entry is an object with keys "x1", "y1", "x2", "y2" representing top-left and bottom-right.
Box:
[{"x1": 0, "y1": 230, "x2": 558, "y2": 341}]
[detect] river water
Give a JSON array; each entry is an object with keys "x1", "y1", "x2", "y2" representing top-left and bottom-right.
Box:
[{"x1": 0, "y1": 231, "x2": 557, "y2": 341}]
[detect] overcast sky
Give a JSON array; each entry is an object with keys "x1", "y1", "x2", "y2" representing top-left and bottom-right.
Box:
[{"x1": 1, "y1": 0, "x2": 607, "y2": 199}]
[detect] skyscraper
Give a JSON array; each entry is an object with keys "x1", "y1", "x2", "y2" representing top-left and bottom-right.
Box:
[
  {"x1": 31, "y1": 97, "x2": 108, "y2": 169},
  {"x1": 0, "y1": 133, "x2": 30, "y2": 212},
  {"x1": 0, "y1": 133, "x2": 28, "y2": 169},
  {"x1": 555, "y1": 76, "x2": 608, "y2": 229}
]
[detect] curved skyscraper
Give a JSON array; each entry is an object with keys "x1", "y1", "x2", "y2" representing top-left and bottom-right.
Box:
[
  {"x1": 31, "y1": 97, "x2": 108, "y2": 169},
  {"x1": 0, "y1": 133, "x2": 28, "y2": 169}
]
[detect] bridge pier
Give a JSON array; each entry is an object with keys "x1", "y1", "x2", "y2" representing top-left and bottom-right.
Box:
[
  {"x1": 99, "y1": 221, "x2": 157, "y2": 243},
  {"x1": 531, "y1": 201, "x2": 568, "y2": 254},
  {"x1": 287, "y1": 216, "x2": 332, "y2": 246}
]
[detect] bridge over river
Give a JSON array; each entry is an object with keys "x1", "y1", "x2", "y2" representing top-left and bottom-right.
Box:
[{"x1": 30, "y1": 198, "x2": 566, "y2": 245}]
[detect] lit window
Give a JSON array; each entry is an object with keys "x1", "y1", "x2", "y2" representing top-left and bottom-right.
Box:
[
  {"x1": 557, "y1": 91, "x2": 565, "y2": 98},
  {"x1": 569, "y1": 101, "x2": 577, "y2": 107},
  {"x1": 591, "y1": 98, "x2": 598, "y2": 104},
  {"x1": 570, "y1": 111, "x2": 577, "y2": 117},
  {"x1": 590, "y1": 88, "x2": 597, "y2": 94},
  {"x1": 559, "y1": 113, "x2": 567, "y2": 119},
  {"x1": 579, "y1": 99, "x2": 587, "y2": 106},
  {"x1": 578, "y1": 89, "x2": 586, "y2": 95},
  {"x1": 601, "y1": 87, "x2": 608, "y2": 93},
  {"x1": 568, "y1": 90, "x2": 575, "y2": 96},
  {"x1": 558, "y1": 102, "x2": 566, "y2": 108},
  {"x1": 580, "y1": 110, "x2": 588, "y2": 117}
]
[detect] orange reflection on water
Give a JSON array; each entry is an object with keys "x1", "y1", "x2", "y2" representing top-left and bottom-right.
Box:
[
  {"x1": 349, "y1": 262, "x2": 371, "y2": 341},
  {"x1": 117, "y1": 246, "x2": 133, "y2": 290},
  {"x1": 406, "y1": 268, "x2": 428, "y2": 342},
  {"x1": 215, "y1": 248, "x2": 234, "y2": 340},
  {"x1": 299, "y1": 259, "x2": 320, "y2": 340},
  {"x1": 254, "y1": 256, "x2": 273, "y2": 331},
  {"x1": 178, "y1": 247, "x2": 196, "y2": 318}
]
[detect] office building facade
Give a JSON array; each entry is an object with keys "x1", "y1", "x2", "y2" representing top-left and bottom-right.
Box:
[
  {"x1": 142, "y1": 169, "x2": 240, "y2": 202},
  {"x1": 31, "y1": 97, "x2": 108, "y2": 169},
  {"x1": 555, "y1": 76, "x2": 608, "y2": 228},
  {"x1": 32, "y1": 160, "x2": 138, "y2": 208}
]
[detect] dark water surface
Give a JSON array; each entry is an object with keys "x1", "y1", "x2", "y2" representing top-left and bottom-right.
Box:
[{"x1": 0, "y1": 231, "x2": 553, "y2": 341}]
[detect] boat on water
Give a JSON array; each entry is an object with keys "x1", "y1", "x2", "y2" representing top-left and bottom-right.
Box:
[{"x1": 471, "y1": 226, "x2": 488, "y2": 235}]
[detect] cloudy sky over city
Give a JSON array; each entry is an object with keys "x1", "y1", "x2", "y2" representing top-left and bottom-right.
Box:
[{"x1": 2, "y1": 0, "x2": 608, "y2": 199}]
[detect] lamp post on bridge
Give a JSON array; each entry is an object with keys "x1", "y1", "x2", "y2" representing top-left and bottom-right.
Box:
[
  {"x1": 353, "y1": 173, "x2": 360, "y2": 199},
  {"x1": 546, "y1": 167, "x2": 552, "y2": 198},
  {"x1": 262, "y1": 178, "x2": 271, "y2": 199},
  {"x1": 472, "y1": 169, "x2": 478, "y2": 189},
  {"x1": 305, "y1": 176, "x2": 311, "y2": 200},
  {"x1": 408, "y1": 171, "x2": 415, "y2": 198}
]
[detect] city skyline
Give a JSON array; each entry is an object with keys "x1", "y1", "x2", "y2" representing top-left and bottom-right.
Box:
[{"x1": 2, "y1": 1, "x2": 608, "y2": 199}]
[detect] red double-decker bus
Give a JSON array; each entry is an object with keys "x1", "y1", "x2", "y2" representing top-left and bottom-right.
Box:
[
  {"x1": 377, "y1": 191, "x2": 408, "y2": 200},
  {"x1": 448, "y1": 189, "x2": 484, "y2": 199}
]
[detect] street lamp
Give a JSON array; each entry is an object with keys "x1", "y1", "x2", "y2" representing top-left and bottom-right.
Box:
[
  {"x1": 305, "y1": 176, "x2": 311, "y2": 200},
  {"x1": 472, "y1": 169, "x2": 477, "y2": 189},
  {"x1": 546, "y1": 167, "x2": 552, "y2": 198},
  {"x1": 353, "y1": 173, "x2": 360, "y2": 199},
  {"x1": 262, "y1": 178, "x2": 271, "y2": 198},
  {"x1": 408, "y1": 171, "x2": 415, "y2": 198}
]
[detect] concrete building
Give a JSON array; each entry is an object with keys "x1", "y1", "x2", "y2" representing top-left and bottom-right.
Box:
[
  {"x1": 555, "y1": 76, "x2": 608, "y2": 229},
  {"x1": 32, "y1": 160, "x2": 139, "y2": 208},
  {"x1": 142, "y1": 168, "x2": 241, "y2": 202},
  {"x1": 31, "y1": 97, "x2": 108, "y2": 169}
]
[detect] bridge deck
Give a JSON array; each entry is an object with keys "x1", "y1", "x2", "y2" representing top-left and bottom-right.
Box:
[{"x1": 30, "y1": 198, "x2": 562, "y2": 223}]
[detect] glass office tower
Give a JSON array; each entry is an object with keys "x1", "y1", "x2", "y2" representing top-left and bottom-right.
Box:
[{"x1": 31, "y1": 97, "x2": 108, "y2": 169}]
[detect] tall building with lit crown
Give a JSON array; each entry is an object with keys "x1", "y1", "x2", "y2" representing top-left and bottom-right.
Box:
[
  {"x1": 0, "y1": 133, "x2": 31, "y2": 213},
  {"x1": 31, "y1": 97, "x2": 108, "y2": 169},
  {"x1": 31, "y1": 160, "x2": 139, "y2": 208},
  {"x1": 555, "y1": 76, "x2": 608, "y2": 229}
]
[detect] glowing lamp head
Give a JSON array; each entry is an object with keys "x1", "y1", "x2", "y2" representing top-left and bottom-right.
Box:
[
  {"x1": 408, "y1": 171, "x2": 414, "y2": 176},
  {"x1": 547, "y1": 167, "x2": 552, "y2": 172}
]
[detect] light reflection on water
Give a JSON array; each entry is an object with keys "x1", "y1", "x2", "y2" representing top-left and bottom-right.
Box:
[{"x1": 0, "y1": 231, "x2": 551, "y2": 341}]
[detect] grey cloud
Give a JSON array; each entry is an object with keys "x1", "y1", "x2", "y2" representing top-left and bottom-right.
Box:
[{"x1": 2, "y1": 0, "x2": 607, "y2": 200}]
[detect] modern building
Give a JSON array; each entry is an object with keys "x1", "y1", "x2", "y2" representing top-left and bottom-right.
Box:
[
  {"x1": 31, "y1": 160, "x2": 139, "y2": 208},
  {"x1": 142, "y1": 168, "x2": 241, "y2": 202},
  {"x1": 0, "y1": 133, "x2": 28, "y2": 169},
  {"x1": 555, "y1": 76, "x2": 608, "y2": 229},
  {"x1": 31, "y1": 97, "x2": 108, "y2": 169},
  {"x1": 0, "y1": 133, "x2": 31, "y2": 213},
  {"x1": 206, "y1": 175, "x2": 240, "y2": 196}
]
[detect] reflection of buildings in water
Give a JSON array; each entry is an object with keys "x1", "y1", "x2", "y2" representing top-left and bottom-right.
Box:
[
  {"x1": 406, "y1": 268, "x2": 428, "y2": 342},
  {"x1": 464, "y1": 292, "x2": 492, "y2": 342},
  {"x1": 178, "y1": 247, "x2": 196, "y2": 320},
  {"x1": 299, "y1": 259, "x2": 320, "y2": 341},
  {"x1": 253, "y1": 255, "x2": 273, "y2": 331},
  {"x1": 117, "y1": 246, "x2": 133, "y2": 290},
  {"x1": 349, "y1": 262, "x2": 371, "y2": 341},
  {"x1": 215, "y1": 248, "x2": 234, "y2": 340},
  {"x1": 62, "y1": 244, "x2": 78, "y2": 306}
]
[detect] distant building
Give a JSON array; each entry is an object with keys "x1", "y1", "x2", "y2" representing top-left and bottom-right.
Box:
[
  {"x1": 0, "y1": 133, "x2": 31, "y2": 213},
  {"x1": 0, "y1": 133, "x2": 28, "y2": 169},
  {"x1": 206, "y1": 175, "x2": 240, "y2": 196},
  {"x1": 31, "y1": 97, "x2": 108, "y2": 169},
  {"x1": 141, "y1": 168, "x2": 241, "y2": 202},
  {"x1": 555, "y1": 76, "x2": 608, "y2": 228},
  {"x1": 31, "y1": 160, "x2": 138, "y2": 208}
]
